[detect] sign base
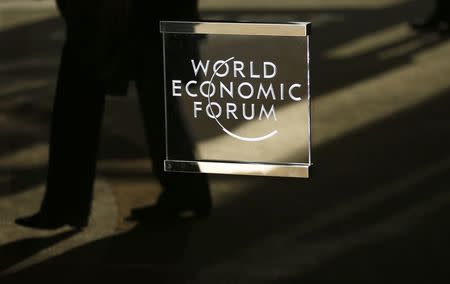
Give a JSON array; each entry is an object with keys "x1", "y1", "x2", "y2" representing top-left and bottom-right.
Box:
[{"x1": 165, "y1": 160, "x2": 310, "y2": 178}]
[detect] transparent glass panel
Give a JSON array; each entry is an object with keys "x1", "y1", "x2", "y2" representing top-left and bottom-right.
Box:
[{"x1": 161, "y1": 22, "x2": 311, "y2": 177}]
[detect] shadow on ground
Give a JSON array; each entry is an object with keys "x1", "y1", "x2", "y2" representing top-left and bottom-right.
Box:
[{"x1": 1, "y1": 0, "x2": 450, "y2": 283}]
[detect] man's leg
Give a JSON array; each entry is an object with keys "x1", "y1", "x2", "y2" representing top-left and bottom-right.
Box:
[
  {"x1": 134, "y1": 55, "x2": 211, "y2": 217},
  {"x1": 16, "y1": 43, "x2": 106, "y2": 229},
  {"x1": 44, "y1": 43, "x2": 106, "y2": 220}
]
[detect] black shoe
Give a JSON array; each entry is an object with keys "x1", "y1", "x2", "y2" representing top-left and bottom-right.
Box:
[
  {"x1": 156, "y1": 190, "x2": 212, "y2": 219},
  {"x1": 128, "y1": 193, "x2": 212, "y2": 224},
  {"x1": 129, "y1": 202, "x2": 210, "y2": 222},
  {"x1": 410, "y1": 16, "x2": 440, "y2": 32},
  {"x1": 15, "y1": 212, "x2": 87, "y2": 230},
  {"x1": 438, "y1": 21, "x2": 450, "y2": 35},
  {"x1": 410, "y1": 15, "x2": 450, "y2": 34}
]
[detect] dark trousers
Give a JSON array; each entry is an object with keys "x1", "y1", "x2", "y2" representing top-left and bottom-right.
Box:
[{"x1": 40, "y1": 39, "x2": 210, "y2": 220}]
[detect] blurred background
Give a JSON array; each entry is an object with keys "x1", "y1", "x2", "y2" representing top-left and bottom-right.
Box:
[{"x1": 1, "y1": 0, "x2": 449, "y2": 282}]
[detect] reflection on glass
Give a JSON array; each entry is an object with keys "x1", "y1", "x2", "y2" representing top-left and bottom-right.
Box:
[{"x1": 162, "y1": 22, "x2": 311, "y2": 177}]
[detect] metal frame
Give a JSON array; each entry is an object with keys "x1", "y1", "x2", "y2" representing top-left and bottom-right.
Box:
[
  {"x1": 160, "y1": 21, "x2": 311, "y2": 36},
  {"x1": 165, "y1": 160, "x2": 310, "y2": 178},
  {"x1": 161, "y1": 21, "x2": 312, "y2": 178}
]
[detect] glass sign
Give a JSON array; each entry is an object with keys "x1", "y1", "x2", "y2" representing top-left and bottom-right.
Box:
[{"x1": 161, "y1": 21, "x2": 312, "y2": 177}]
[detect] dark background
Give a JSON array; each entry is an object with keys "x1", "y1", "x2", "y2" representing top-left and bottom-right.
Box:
[{"x1": 1, "y1": 0, "x2": 449, "y2": 283}]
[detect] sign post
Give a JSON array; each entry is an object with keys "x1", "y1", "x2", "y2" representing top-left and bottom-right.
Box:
[{"x1": 161, "y1": 21, "x2": 312, "y2": 178}]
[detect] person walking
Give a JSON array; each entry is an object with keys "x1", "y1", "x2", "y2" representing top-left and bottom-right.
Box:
[{"x1": 16, "y1": 0, "x2": 211, "y2": 230}]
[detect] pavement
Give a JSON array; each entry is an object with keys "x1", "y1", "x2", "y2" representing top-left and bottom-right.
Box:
[{"x1": 1, "y1": 0, "x2": 450, "y2": 283}]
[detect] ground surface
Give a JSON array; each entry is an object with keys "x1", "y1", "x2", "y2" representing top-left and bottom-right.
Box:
[{"x1": 1, "y1": 0, "x2": 449, "y2": 283}]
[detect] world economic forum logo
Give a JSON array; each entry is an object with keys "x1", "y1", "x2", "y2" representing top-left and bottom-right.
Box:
[{"x1": 171, "y1": 57, "x2": 303, "y2": 142}]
